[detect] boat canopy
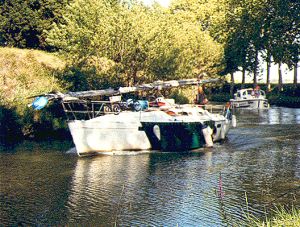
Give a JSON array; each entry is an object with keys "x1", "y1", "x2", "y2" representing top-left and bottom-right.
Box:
[
  {"x1": 32, "y1": 78, "x2": 220, "y2": 101},
  {"x1": 67, "y1": 78, "x2": 219, "y2": 98}
]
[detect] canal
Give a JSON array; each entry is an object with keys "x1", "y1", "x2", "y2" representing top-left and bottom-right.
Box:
[{"x1": 0, "y1": 107, "x2": 300, "y2": 226}]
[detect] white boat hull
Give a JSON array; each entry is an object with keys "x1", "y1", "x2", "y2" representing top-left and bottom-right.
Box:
[
  {"x1": 68, "y1": 107, "x2": 233, "y2": 156},
  {"x1": 212, "y1": 119, "x2": 230, "y2": 141},
  {"x1": 68, "y1": 112, "x2": 152, "y2": 155},
  {"x1": 230, "y1": 98, "x2": 269, "y2": 109}
]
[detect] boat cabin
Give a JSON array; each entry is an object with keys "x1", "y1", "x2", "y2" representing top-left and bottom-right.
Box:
[{"x1": 233, "y1": 88, "x2": 266, "y2": 100}]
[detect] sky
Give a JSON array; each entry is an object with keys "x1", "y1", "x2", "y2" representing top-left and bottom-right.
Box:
[
  {"x1": 143, "y1": 0, "x2": 171, "y2": 7},
  {"x1": 233, "y1": 63, "x2": 299, "y2": 84}
]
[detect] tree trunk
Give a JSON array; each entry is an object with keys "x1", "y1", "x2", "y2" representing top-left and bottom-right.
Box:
[
  {"x1": 253, "y1": 49, "x2": 259, "y2": 87},
  {"x1": 266, "y1": 54, "x2": 271, "y2": 92},
  {"x1": 230, "y1": 72, "x2": 235, "y2": 97},
  {"x1": 278, "y1": 62, "x2": 283, "y2": 92},
  {"x1": 294, "y1": 61, "x2": 298, "y2": 85},
  {"x1": 241, "y1": 67, "x2": 246, "y2": 88},
  {"x1": 3, "y1": 75, "x2": 7, "y2": 86}
]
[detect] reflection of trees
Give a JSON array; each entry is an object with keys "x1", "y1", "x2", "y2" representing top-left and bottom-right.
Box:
[
  {"x1": 235, "y1": 107, "x2": 300, "y2": 125},
  {"x1": 267, "y1": 108, "x2": 280, "y2": 124}
]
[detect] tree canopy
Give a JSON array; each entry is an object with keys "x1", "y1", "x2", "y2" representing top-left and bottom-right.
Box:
[{"x1": 0, "y1": 0, "x2": 298, "y2": 89}]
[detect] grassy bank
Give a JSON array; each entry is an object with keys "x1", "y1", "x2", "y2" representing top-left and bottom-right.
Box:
[
  {"x1": 246, "y1": 206, "x2": 300, "y2": 227},
  {"x1": 0, "y1": 47, "x2": 68, "y2": 144},
  {"x1": 0, "y1": 47, "x2": 65, "y2": 107}
]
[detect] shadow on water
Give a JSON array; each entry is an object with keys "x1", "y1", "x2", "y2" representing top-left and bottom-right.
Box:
[{"x1": 0, "y1": 107, "x2": 300, "y2": 225}]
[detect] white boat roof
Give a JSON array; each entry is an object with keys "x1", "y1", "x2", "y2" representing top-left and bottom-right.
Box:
[{"x1": 236, "y1": 88, "x2": 266, "y2": 93}]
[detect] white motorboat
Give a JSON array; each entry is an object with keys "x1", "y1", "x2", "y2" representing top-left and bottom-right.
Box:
[{"x1": 230, "y1": 88, "x2": 269, "y2": 109}]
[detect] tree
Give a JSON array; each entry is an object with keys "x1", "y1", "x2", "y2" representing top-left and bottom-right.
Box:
[
  {"x1": 46, "y1": 0, "x2": 224, "y2": 90},
  {"x1": 0, "y1": 0, "x2": 70, "y2": 49},
  {"x1": 262, "y1": 0, "x2": 300, "y2": 89}
]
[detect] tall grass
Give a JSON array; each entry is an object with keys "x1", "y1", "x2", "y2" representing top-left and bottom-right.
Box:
[
  {"x1": 0, "y1": 47, "x2": 65, "y2": 110},
  {"x1": 245, "y1": 206, "x2": 300, "y2": 227}
]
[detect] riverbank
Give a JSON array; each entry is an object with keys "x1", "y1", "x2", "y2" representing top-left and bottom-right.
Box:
[
  {"x1": 0, "y1": 47, "x2": 68, "y2": 144},
  {"x1": 246, "y1": 206, "x2": 300, "y2": 226}
]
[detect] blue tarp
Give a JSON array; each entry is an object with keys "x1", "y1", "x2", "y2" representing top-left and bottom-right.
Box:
[{"x1": 32, "y1": 96, "x2": 48, "y2": 110}]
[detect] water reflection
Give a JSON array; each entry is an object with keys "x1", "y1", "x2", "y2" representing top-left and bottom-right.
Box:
[
  {"x1": 0, "y1": 152, "x2": 76, "y2": 226},
  {"x1": 66, "y1": 152, "x2": 234, "y2": 226},
  {"x1": 66, "y1": 155, "x2": 152, "y2": 225},
  {"x1": 0, "y1": 107, "x2": 300, "y2": 226},
  {"x1": 234, "y1": 107, "x2": 300, "y2": 125}
]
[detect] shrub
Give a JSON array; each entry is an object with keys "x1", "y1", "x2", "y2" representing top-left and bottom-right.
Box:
[
  {"x1": 268, "y1": 95, "x2": 300, "y2": 108},
  {"x1": 210, "y1": 92, "x2": 231, "y2": 102},
  {"x1": 0, "y1": 106, "x2": 23, "y2": 145}
]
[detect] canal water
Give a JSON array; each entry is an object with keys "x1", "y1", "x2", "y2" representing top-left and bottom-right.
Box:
[{"x1": 0, "y1": 107, "x2": 300, "y2": 226}]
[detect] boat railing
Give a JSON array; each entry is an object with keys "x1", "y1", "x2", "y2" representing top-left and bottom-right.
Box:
[
  {"x1": 61, "y1": 99, "x2": 120, "y2": 120},
  {"x1": 61, "y1": 97, "x2": 228, "y2": 121},
  {"x1": 197, "y1": 104, "x2": 226, "y2": 114}
]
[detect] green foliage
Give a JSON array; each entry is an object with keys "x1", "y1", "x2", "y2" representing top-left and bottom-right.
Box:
[
  {"x1": 0, "y1": 105, "x2": 23, "y2": 144},
  {"x1": 0, "y1": 0, "x2": 298, "y2": 88},
  {"x1": 210, "y1": 92, "x2": 231, "y2": 102},
  {"x1": 263, "y1": 0, "x2": 300, "y2": 66},
  {"x1": 21, "y1": 102, "x2": 68, "y2": 139},
  {"x1": 0, "y1": 0, "x2": 70, "y2": 50},
  {"x1": 57, "y1": 62, "x2": 125, "y2": 91},
  {"x1": 46, "y1": 0, "x2": 224, "y2": 87},
  {"x1": 169, "y1": 90, "x2": 190, "y2": 104},
  {"x1": 268, "y1": 95, "x2": 300, "y2": 108},
  {"x1": 270, "y1": 84, "x2": 300, "y2": 96}
]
